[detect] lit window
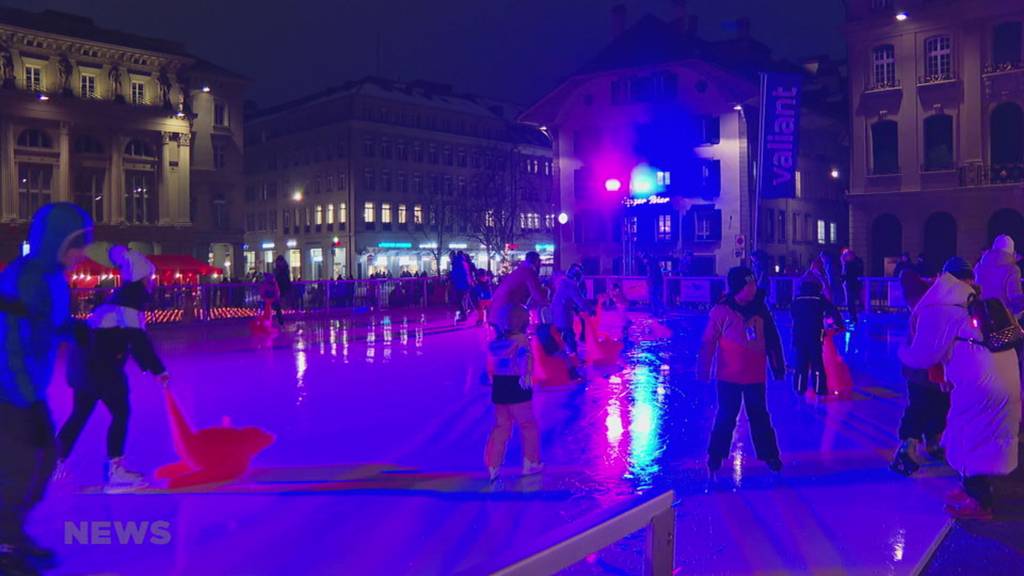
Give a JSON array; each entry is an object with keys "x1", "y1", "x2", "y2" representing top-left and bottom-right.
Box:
[
  {"x1": 213, "y1": 143, "x2": 226, "y2": 169},
  {"x1": 485, "y1": 210, "x2": 495, "y2": 228},
  {"x1": 657, "y1": 213, "x2": 672, "y2": 241},
  {"x1": 80, "y1": 73, "x2": 97, "y2": 98},
  {"x1": 363, "y1": 202, "x2": 375, "y2": 223},
  {"x1": 695, "y1": 213, "x2": 711, "y2": 242},
  {"x1": 414, "y1": 204, "x2": 423, "y2": 225},
  {"x1": 656, "y1": 171, "x2": 672, "y2": 186},
  {"x1": 817, "y1": 219, "x2": 827, "y2": 245},
  {"x1": 315, "y1": 204, "x2": 323, "y2": 225},
  {"x1": 214, "y1": 101, "x2": 228, "y2": 127},
  {"x1": 327, "y1": 204, "x2": 335, "y2": 224},
  {"x1": 25, "y1": 65, "x2": 42, "y2": 91},
  {"x1": 872, "y1": 45, "x2": 896, "y2": 88},
  {"x1": 130, "y1": 81, "x2": 146, "y2": 104},
  {"x1": 381, "y1": 202, "x2": 392, "y2": 224},
  {"x1": 925, "y1": 35, "x2": 953, "y2": 79},
  {"x1": 830, "y1": 222, "x2": 838, "y2": 245},
  {"x1": 545, "y1": 214, "x2": 555, "y2": 228},
  {"x1": 339, "y1": 202, "x2": 347, "y2": 224},
  {"x1": 398, "y1": 204, "x2": 408, "y2": 224}
]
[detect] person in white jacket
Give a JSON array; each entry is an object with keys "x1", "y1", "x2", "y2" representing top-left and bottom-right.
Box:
[
  {"x1": 898, "y1": 257, "x2": 1021, "y2": 520},
  {"x1": 974, "y1": 235, "x2": 1024, "y2": 316}
]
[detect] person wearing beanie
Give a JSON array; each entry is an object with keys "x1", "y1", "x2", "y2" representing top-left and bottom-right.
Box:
[
  {"x1": 899, "y1": 257, "x2": 1020, "y2": 519},
  {"x1": 55, "y1": 244, "x2": 169, "y2": 493},
  {"x1": 699, "y1": 266, "x2": 786, "y2": 475},
  {"x1": 974, "y1": 235, "x2": 1024, "y2": 316},
  {"x1": 791, "y1": 279, "x2": 843, "y2": 395}
]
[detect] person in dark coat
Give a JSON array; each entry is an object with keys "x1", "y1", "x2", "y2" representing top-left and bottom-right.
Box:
[
  {"x1": 273, "y1": 256, "x2": 291, "y2": 316},
  {"x1": 791, "y1": 279, "x2": 843, "y2": 395},
  {"x1": 841, "y1": 249, "x2": 865, "y2": 324}
]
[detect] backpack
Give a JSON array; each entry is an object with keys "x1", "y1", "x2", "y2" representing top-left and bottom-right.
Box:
[{"x1": 959, "y1": 296, "x2": 1024, "y2": 352}]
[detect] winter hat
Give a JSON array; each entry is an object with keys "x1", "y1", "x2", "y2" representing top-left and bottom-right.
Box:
[
  {"x1": 993, "y1": 234, "x2": 1015, "y2": 255},
  {"x1": 727, "y1": 266, "x2": 755, "y2": 295},
  {"x1": 941, "y1": 256, "x2": 974, "y2": 281}
]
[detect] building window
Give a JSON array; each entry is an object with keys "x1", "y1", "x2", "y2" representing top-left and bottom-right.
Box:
[
  {"x1": 327, "y1": 203, "x2": 335, "y2": 224},
  {"x1": 363, "y1": 139, "x2": 375, "y2": 157},
  {"x1": 694, "y1": 212, "x2": 712, "y2": 242},
  {"x1": 339, "y1": 202, "x2": 347, "y2": 224},
  {"x1": 816, "y1": 220, "x2": 827, "y2": 245},
  {"x1": 315, "y1": 205, "x2": 323, "y2": 226},
  {"x1": 398, "y1": 204, "x2": 408, "y2": 225},
  {"x1": 766, "y1": 208, "x2": 775, "y2": 243},
  {"x1": 74, "y1": 134, "x2": 104, "y2": 154},
  {"x1": 398, "y1": 173, "x2": 408, "y2": 194},
  {"x1": 830, "y1": 222, "x2": 838, "y2": 245},
  {"x1": 413, "y1": 204, "x2": 423, "y2": 225},
  {"x1": 214, "y1": 101, "x2": 228, "y2": 127},
  {"x1": 270, "y1": 210, "x2": 277, "y2": 230},
  {"x1": 213, "y1": 142, "x2": 226, "y2": 169},
  {"x1": 923, "y1": 113, "x2": 954, "y2": 171},
  {"x1": 992, "y1": 22, "x2": 1023, "y2": 67},
  {"x1": 73, "y1": 169, "x2": 105, "y2": 223},
  {"x1": 700, "y1": 117, "x2": 721, "y2": 145},
  {"x1": 793, "y1": 213, "x2": 800, "y2": 242},
  {"x1": 382, "y1": 170, "x2": 392, "y2": 192},
  {"x1": 991, "y1": 102, "x2": 1024, "y2": 166},
  {"x1": 283, "y1": 210, "x2": 292, "y2": 229},
  {"x1": 545, "y1": 214, "x2": 555, "y2": 229},
  {"x1": 656, "y1": 171, "x2": 671, "y2": 187},
  {"x1": 872, "y1": 45, "x2": 896, "y2": 88},
  {"x1": 924, "y1": 35, "x2": 953, "y2": 80},
  {"x1": 871, "y1": 0, "x2": 892, "y2": 9},
  {"x1": 125, "y1": 139, "x2": 156, "y2": 158},
  {"x1": 24, "y1": 65, "x2": 42, "y2": 91},
  {"x1": 130, "y1": 81, "x2": 146, "y2": 104},
  {"x1": 16, "y1": 129, "x2": 52, "y2": 148},
  {"x1": 363, "y1": 169, "x2": 376, "y2": 190},
  {"x1": 381, "y1": 202, "x2": 392, "y2": 225},
  {"x1": 778, "y1": 211, "x2": 786, "y2": 242},
  {"x1": 657, "y1": 214, "x2": 672, "y2": 241},
  {"x1": 326, "y1": 175, "x2": 334, "y2": 192},
  {"x1": 17, "y1": 164, "x2": 52, "y2": 220},
  {"x1": 381, "y1": 139, "x2": 392, "y2": 159},
  {"x1": 125, "y1": 171, "x2": 157, "y2": 224},
  {"x1": 363, "y1": 201, "x2": 375, "y2": 223},
  {"x1": 871, "y1": 120, "x2": 899, "y2": 175},
  {"x1": 80, "y1": 73, "x2": 97, "y2": 98}
]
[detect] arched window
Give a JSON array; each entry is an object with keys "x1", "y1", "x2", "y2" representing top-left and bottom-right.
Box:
[
  {"x1": 124, "y1": 139, "x2": 155, "y2": 158},
  {"x1": 871, "y1": 120, "x2": 899, "y2": 175},
  {"x1": 16, "y1": 129, "x2": 52, "y2": 148},
  {"x1": 923, "y1": 114, "x2": 954, "y2": 171},
  {"x1": 872, "y1": 45, "x2": 896, "y2": 88},
  {"x1": 925, "y1": 35, "x2": 953, "y2": 80},
  {"x1": 991, "y1": 102, "x2": 1024, "y2": 166},
  {"x1": 992, "y1": 22, "x2": 1023, "y2": 67},
  {"x1": 923, "y1": 212, "x2": 957, "y2": 273},
  {"x1": 871, "y1": 214, "x2": 902, "y2": 275},
  {"x1": 73, "y1": 135, "x2": 105, "y2": 155}
]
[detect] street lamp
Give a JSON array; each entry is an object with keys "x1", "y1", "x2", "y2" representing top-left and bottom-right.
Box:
[
  {"x1": 895, "y1": 11, "x2": 908, "y2": 21},
  {"x1": 292, "y1": 190, "x2": 303, "y2": 202},
  {"x1": 557, "y1": 212, "x2": 569, "y2": 225},
  {"x1": 830, "y1": 168, "x2": 841, "y2": 180}
]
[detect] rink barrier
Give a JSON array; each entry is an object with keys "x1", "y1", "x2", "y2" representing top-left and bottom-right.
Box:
[
  {"x1": 69, "y1": 276, "x2": 911, "y2": 324},
  {"x1": 460, "y1": 489, "x2": 676, "y2": 576}
]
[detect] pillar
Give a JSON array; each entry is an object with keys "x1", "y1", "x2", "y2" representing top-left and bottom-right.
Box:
[
  {"x1": 56, "y1": 122, "x2": 71, "y2": 202},
  {"x1": 177, "y1": 132, "x2": 191, "y2": 225},
  {"x1": 160, "y1": 132, "x2": 174, "y2": 225},
  {"x1": 0, "y1": 118, "x2": 16, "y2": 221},
  {"x1": 109, "y1": 134, "x2": 125, "y2": 223}
]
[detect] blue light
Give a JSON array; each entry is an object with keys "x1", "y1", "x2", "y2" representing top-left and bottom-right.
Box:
[
  {"x1": 629, "y1": 164, "x2": 661, "y2": 198},
  {"x1": 378, "y1": 242, "x2": 412, "y2": 249},
  {"x1": 535, "y1": 243, "x2": 555, "y2": 252}
]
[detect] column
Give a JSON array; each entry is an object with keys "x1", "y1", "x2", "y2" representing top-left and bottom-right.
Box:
[
  {"x1": 0, "y1": 118, "x2": 16, "y2": 221},
  {"x1": 176, "y1": 132, "x2": 191, "y2": 225},
  {"x1": 109, "y1": 134, "x2": 125, "y2": 224},
  {"x1": 56, "y1": 122, "x2": 71, "y2": 202},
  {"x1": 159, "y1": 132, "x2": 174, "y2": 225}
]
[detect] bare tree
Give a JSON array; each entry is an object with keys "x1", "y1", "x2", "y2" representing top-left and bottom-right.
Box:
[{"x1": 418, "y1": 173, "x2": 457, "y2": 274}]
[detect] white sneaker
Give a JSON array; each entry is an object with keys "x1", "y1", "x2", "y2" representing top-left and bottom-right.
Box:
[
  {"x1": 522, "y1": 460, "x2": 544, "y2": 476},
  {"x1": 488, "y1": 466, "x2": 501, "y2": 482},
  {"x1": 51, "y1": 459, "x2": 69, "y2": 483},
  {"x1": 105, "y1": 458, "x2": 147, "y2": 492}
]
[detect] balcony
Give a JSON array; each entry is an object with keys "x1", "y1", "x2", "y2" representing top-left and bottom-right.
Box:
[
  {"x1": 983, "y1": 61, "x2": 1024, "y2": 76},
  {"x1": 959, "y1": 162, "x2": 1024, "y2": 186},
  {"x1": 864, "y1": 79, "x2": 901, "y2": 94},
  {"x1": 917, "y1": 72, "x2": 958, "y2": 87}
]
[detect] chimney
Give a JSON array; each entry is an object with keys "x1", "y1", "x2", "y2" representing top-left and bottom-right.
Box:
[
  {"x1": 735, "y1": 17, "x2": 750, "y2": 39},
  {"x1": 611, "y1": 3, "x2": 627, "y2": 37}
]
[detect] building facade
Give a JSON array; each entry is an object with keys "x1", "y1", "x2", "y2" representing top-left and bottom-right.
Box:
[
  {"x1": 243, "y1": 77, "x2": 555, "y2": 280},
  {"x1": 522, "y1": 12, "x2": 848, "y2": 277},
  {"x1": 0, "y1": 8, "x2": 246, "y2": 273},
  {"x1": 847, "y1": 0, "x2": 1024, "y2": 275}
]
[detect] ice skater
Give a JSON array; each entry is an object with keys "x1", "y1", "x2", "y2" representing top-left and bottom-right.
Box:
[
  {"x1": 55, "y1": 245, "x2": 169, "y2": 492},
  {"x1": 0, "y1": 203, "x2": 93, "y2": 575},
  {"x1": 699, "y1": 267, "x2": 786, "y2": 475},
  {"x1": 791, "y1": 279, "x2": 843, "y2": 395},
  {"x1": 484, "y1": 327, "x2": 542, "y2": 481},
  {"x1": 551, "y1": 264, "x2": 592, "y2": 357},
  {"x1": 258, "y1": 272, "x2": 283, "y2": 328}
]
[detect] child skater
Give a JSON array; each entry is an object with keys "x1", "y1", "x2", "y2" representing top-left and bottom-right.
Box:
[
  {"x1": 258, "y1": 272, "x2": 283, "y2": 328},
  {"x1": 699, "y1": 267, "x2": 786, "y2": 475},
  {"x1": 470, "y1": 269, "x2": 493, "y2": 326},
  {"x1": 791, "y1": 278, "x2": 843, "y2": 395},
  {"x1": 484, "y1": 324, "x2": 542, "y2": 481},
  {"x1": 55, "y1": 245, "x2": 169, "y2": 491}
]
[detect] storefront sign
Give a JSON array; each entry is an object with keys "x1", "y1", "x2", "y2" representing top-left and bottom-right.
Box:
[
  {"x1": 260, "y1": 242, "x2": 275, "y2": 250},
  {"x1": 448, "y1": 243, "x2": 468, "y2": 249},
  {"x1": 419, "y1": 242, "x2": 438, "y2": 249},
  {"x1": 378, "y1": 242, "x2": 413, "y2": 249},
  {"x1": 623, "y1": 195, "x2": 670, "y2": 207},
  {"x1": 535, "y1": 243, "x2": 555, "y2": 252},
  {"x1": 286, "y1": 239, "x2": 298, "y2": 248}
]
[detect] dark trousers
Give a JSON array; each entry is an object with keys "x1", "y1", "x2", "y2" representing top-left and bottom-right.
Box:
[
  {"x1": 0, "y1": 403, "x2": 57, "y2": 544},
  {"x1": 844, "y1": 283, "x2": 861, "y2": 322},
  {"x1": 57, "y1": 378, "x2": 130, "y2": 460},
  {"x1": 898, "y1": 379, "x2": 951, "y2": 441},
  {"x1": 560, "y1": 326, "x2": 578, "y2": 355},
  {"x1": 708, "y1": 382, "x2": 780, "y2": 462},
  {"x1": 964, "y1": 475, "x2": 993, "y2": 509},
  {"x1": 794, "y1": 342, "x2": 826, "y2": 395}
]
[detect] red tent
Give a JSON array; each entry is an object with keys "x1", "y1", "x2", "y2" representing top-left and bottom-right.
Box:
[{"x1": 148, "y1": 255, "x2": 222, "y2": 276}]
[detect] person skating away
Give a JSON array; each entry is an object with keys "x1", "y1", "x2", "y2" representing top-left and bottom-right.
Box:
[
  {"x1": 841, "y1": 249, "x2": 865, "y2": 325},
  {"x1": 484, "y1": 327, "x2": 542, "y2": 481},
  {"x1": 551, "y1": 264, "x2": 592, "y2": 357},
  {"x1": 699, "y1": 267, "x2": 786, "y2": 476},
  {"x1": 0, "y1": 203, "x2": 93, "y2": 576},
  {"x1": 891, "y1": 267, "x2": 950, "y2": 476},
  {"x1": 791, "y1": 279, "x2": 844, "y2": 396},
  {"x1": 489, "y1": 252, "x2": 548, "y2": 336},
  {"x1": 898, "y1": 257, "x2": 1021, "y2": 519},
  {"x1": 55, "y1": 246, "x2": 170, "y2": 493},
  {"x1": 469, "y1": 269, "x2": 493, "y2": 326},
  {"x1": 273, "y1": 255, "x2": 291, "y2": 319}
]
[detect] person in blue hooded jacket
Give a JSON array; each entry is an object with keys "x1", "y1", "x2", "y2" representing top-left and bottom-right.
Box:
[{"x1": 0, "y1": 203, "x2": 92, "y2": 575}]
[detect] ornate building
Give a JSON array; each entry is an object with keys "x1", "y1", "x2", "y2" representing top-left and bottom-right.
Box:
[
  {"x1": 0, "y1": 8, "x2": 246, "y2": 273},
  {"x1": 846, "y1": 0, "x2": 1024, "y2": 274},
  {"x1": 243, "y1": 77, "x2": 554, "y2": 279}
]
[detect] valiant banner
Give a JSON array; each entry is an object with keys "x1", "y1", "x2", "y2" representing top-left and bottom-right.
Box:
[{"x1": 757, "y1": 72, "x2": 803, "y2": 199}]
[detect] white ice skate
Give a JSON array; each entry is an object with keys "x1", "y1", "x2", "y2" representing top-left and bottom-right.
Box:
[
  {"x1": 522, "y1": 460, "x2": 544, "y2": 476},
  {"x1": 51, "y1": 459, "x2": 70, "y2": 483},
  {"x1": 488, "y1": 466, "x2": 501, "y2": 482},
  {"x1": 104, "y1": 458, "x2": 148, "y2": 493}
]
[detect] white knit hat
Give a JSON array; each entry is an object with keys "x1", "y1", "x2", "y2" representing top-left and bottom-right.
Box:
[{"x1": 993, "y1": 234, "x2": 1015, "y2": 255}]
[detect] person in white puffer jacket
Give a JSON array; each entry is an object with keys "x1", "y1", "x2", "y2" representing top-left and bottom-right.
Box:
[
  {"x1": 899, "y1": 257, "x2": 1021, "y2": 520},
  {"x1": 974, "y1": 235, "x2": 1024, "y2": 316}
]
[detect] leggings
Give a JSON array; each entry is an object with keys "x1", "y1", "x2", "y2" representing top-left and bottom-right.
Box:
[
  {"x1": 57, "y1": 380, "x2": 130, "y2": 461},
  {"x1": 484, "y1": 402, "x2": 541, "y2": 468}
]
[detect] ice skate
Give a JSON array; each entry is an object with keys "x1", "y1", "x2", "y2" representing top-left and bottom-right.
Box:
[
  {"x1": 522, "y1": 460, "x2": 544, "y2": 476},
  {"x1": 51, "y1": 459, "x2": 69, "y2": 483},
  {"x1": 765, "y1": 458, "x2": 784, "y2": 473},
  {"x1": 944, "y1": 498, "x2": 993, "y2": 520},
  {"x1": 707, "y1": 456, "x2": 723, "y2": 480},
  {"x1": 890, "y1": 440, "x2": 921, "y2": 476},
  {"x1": 488, "y1": 466, "x2": 501, "y2": 482},
  {"x1": 104, "y1": 458, "x2": 147, "y2": 493},
  {"x1": 925, "y1": 437, "x2": 946, "y2": 461}
]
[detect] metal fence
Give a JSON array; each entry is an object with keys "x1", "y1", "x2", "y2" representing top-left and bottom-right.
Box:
[{"x1": 71, "y1": 275, "x2": 912, "y2": 325}]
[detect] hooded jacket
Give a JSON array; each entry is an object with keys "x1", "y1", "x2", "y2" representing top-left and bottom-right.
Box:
[
  {"x1": 974, "y1": 248, "x2": 1024, "y2": 316},
  {"x1": 898, "y1": 273, "x2": 1021, "y2": 476},
  {"x1": 0, "y1": 203, "x2": 92, "y2": 407},
  {"x1": 699, "y1": 294, "x2": 785, "y2": 384}
]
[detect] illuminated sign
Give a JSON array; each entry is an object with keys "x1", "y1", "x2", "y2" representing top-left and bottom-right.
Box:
[
  {"x1": 260, "y1": 242, "x2": 275, "y2": 250},
  {"x1": 448, "y1": 243, "x2": 468, "y2": 249},
  {"x1": 535, "y1": 243, "x2": 555, "y2": 252},
  {"x1": 623, "y1": 195, "x2": 670, "y2": 207},
  {"x1": 378, "y1": 242, "x2": 412, "y2": 249},
  {"x1": 286, "y1": 239, "x2": 298, "y2": 248},
  {"x1": 418, "y1": 242, "x2": 438, "y2": 249}
]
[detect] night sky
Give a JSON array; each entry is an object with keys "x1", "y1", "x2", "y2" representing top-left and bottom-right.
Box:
[{"x1": 0, "y1": 0, "x2": 846, "y2": 108}]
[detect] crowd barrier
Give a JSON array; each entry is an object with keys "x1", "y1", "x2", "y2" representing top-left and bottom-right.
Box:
[{"x1": 70, "y1": 275, "x2": 911, "y2": 325}]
